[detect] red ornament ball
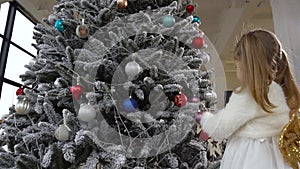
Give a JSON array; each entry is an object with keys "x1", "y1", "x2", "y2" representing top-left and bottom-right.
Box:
[
  {"x1": 199, "y1": 131, "x2": 209, "y2": 141},
  {"x1": 16, "y1": 87, "x2": 24, "y2": 96},
  {"x1": 186, "y1": 5, "x2": 195, "y2": 14},
  {"x1": 192, "y1": 37, "x2": 205, "y2": 49},
  {"x1": 174, "y1": 93, "x2": 188, "y2": 107},
  {"x1": 70, "y1": 85, "x2": 84, "y2": 100}
]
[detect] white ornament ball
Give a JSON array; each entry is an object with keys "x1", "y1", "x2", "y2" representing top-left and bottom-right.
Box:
[
  {"x1": 76, "y1": 24, "x2": 89, "y2": 39},
  {"x1": 55, "y1": 124, "x2": 70, "y2": 141},
  {"x1": 125, "y1": 61, "x2": 142, "y2": 77},
  {"x1": 200, "y1": 52, "x2": 210, "y2": 64},
  {"x1": 78, "y1": 104, "x2": 97, "y2": 122}
]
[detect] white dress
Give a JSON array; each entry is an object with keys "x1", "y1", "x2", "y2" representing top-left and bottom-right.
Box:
[
  {"x1": 200, "y1": 81, "x2": 293, "y2": 169},
  {"x1": 220, "y1": 136, "x2": 292, "y2": 169}
]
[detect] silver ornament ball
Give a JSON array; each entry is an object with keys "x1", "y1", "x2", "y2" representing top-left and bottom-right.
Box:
[
  {"x1": 200, "y1": 52, "x2": 210, "y2": 64},
  {"x1": 204, "y1": 90, "x2": 217, "y2": 102},
  {"x1": 15, "y1": 98, "x2": 31, "y2": 115},
  {"x1": 48, "y1": 14, "x2": 58, "y2": 25},
  {"x1": 76, "y1": 24, "x2": 89, "y2": 39}
]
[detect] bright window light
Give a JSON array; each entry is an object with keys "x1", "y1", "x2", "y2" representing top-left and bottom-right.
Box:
[
  {"x1": 11, "y1": 10, "x2": 36, "y2": 55},
  {"x1": 0, "y1": 2, "x2": 9, "y2": 35},
  {"x1": 5, "y1": 45, "x2": 33, "y2": 84}
]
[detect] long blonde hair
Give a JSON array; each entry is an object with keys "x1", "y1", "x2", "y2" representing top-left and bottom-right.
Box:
[{"x1": 234, "y1": 29, "x2": 300, "y2": 113}]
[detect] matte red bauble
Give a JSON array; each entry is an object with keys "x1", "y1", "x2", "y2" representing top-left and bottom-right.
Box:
[{"x1": 174, "y1": 93, "x2": 188, "y2": 107}]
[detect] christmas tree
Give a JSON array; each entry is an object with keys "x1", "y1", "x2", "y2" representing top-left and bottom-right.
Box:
[{"x1": 0, "y1": 0, "x2": 225, "y2": 168}]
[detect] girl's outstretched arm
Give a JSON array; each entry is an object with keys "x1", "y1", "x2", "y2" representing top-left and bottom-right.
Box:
[{"x1": 200, "y1": 89, "x2": 260, "y2": 140}]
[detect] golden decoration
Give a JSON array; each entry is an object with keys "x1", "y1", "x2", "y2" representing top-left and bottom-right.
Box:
[
  {"x1": 195, "y1": 123, "x2": 223, "y2": 157},
  {"x1": 207, "y1": 138, "x2": 222, "y2": 157},
  {"x1": 196, "y1": 123, "x2": 201, "y2": 134},
  {"x1": 279, "y1": 110, "x2": 300, "y2": 169},
  {"x1": 117, "y1": 0, "x2": 128, "y2": 9}
]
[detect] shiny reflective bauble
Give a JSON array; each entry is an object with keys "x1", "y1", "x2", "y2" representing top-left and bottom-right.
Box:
[{"x1": 162, "y1": 15, "x2": 176, "y2": 28}]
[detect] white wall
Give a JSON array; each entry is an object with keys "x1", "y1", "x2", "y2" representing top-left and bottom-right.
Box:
[{"x1": 271, "y1": 0, "x2": 300, "y2": 88}]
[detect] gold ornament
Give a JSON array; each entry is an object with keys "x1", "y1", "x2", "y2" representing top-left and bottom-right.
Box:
[
  {"x1": 207, "y1": 138, "x2": 223, "y2": 157},
  {"x1": 15, "y1": 97, "x2": 31, "y2": 115},
  {"x1": 117, "y1": 0, "x2": 128, "y2": 9},
  {"x1": 196, "y1": 123, "x2": 201, "y2": 134},
  {"x1": 279, "y1": 111, "x2": 300, "y2": 169}
]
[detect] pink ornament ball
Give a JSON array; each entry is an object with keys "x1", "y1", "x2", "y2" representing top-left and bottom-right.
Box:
[
  {"x1": 192, "y1": 37, "x2": 205, "y2": 49},
  {"x1": 195, "y1": 112, "x2": 203, "y2": 123}
]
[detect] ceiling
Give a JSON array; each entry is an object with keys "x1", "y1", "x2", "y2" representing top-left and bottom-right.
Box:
[{"x1": 1, "y1": 0, "x2": 274, "y2": 90}]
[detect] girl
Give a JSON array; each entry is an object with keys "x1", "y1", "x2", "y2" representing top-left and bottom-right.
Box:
[{"x1": 200, "y1": 29, "x2": 300, "y2": 169}]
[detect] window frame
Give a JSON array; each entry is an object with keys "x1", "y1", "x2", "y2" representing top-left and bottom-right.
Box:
[{"x1": 0, "y1": 1, "x2": 36, "y2": 99}]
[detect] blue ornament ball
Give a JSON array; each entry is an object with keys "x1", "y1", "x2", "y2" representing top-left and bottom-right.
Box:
[
  {"x1": 162, "y1": 15, "x2": 175, "y2": 28},
  {"x1": 192, "y1": 16, "x2": 201, "y2": 24},
  {"x1": 122, "y1": 98, "x2": 138, "y2": 112},
  {"x1": 55, "y1": 19, "x2": 64, "y2": 32}
]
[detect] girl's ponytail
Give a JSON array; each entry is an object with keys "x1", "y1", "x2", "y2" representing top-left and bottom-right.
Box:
[{"x1": 275, "y1": 50, "x2": 300, "y2": 114}]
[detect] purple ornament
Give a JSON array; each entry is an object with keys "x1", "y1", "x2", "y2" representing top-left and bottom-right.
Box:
[{"x1": 195, "y1": 111, "x2": 203, "y2": 123}]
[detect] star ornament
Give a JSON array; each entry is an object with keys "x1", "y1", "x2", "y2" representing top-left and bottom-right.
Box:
[{"x1": 207, "y1": 138, "x2": 223, "y2": 157}]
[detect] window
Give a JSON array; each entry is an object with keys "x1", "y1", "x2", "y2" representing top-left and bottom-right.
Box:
[
  {"x1": 11, "y1": 10, "x2": 36, "y2": 53},
  {"x1": 0, "y1": 2, "x2": 9, "y2": 35},
  {"x1": 0, "y1": 2, "x2": 36, "y2": 117},
  {"x1": 5, "y1": 45, "x2": 33, "y2": 83}
]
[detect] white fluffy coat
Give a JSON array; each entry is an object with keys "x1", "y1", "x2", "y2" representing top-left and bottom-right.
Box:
[{"x1": 200, "y1": 81, "x2": 290, "y2": 140}]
